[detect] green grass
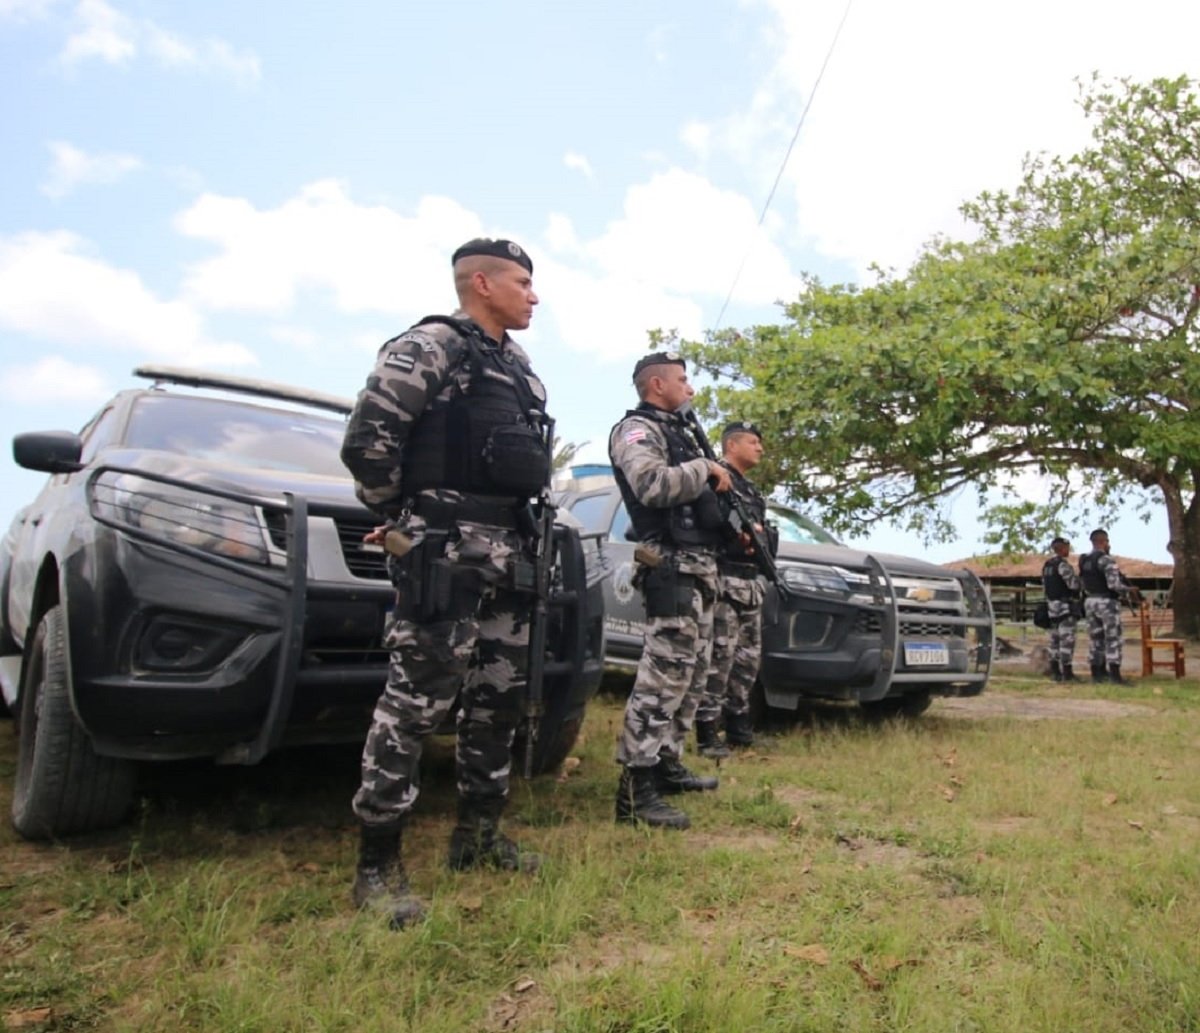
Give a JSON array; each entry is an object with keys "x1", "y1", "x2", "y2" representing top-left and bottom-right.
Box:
[{"x1": 2, "y1": 671, "x2": 1199, "y2": 1031}]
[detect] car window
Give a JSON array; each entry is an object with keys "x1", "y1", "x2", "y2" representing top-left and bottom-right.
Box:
[
  {"x1": 769, "y1": 505, "x2": 842, "y2": 546},
  {"x1": 567, "y1": 493, "x2": 617, "y2": 536},
  {"x1": 609, "y1": 503, "x2": 632, "y2": 543},
  {"x1": 79, "y1": 406, "x2": 120, "y2": 464},
  {"x1": 123, "y1": 394, "x2": 350, "y2": 477}
]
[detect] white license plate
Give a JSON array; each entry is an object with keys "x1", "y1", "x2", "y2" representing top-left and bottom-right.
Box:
[{"x1": 904, "y1": 641, "x2": 949, "y2": 666}]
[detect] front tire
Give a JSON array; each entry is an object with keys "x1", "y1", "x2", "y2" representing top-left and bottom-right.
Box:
[{"x1": 12, "y1": 604, "x2": 136, "y2": 839}]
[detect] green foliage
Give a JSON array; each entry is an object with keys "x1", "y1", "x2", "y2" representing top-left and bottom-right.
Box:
[{"x1": 676, "y1": 76, "x2": 1200, "y2": 633}]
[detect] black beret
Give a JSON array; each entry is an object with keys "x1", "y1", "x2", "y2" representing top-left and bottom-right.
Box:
[
  {"x1": 451, "y1": 238, "x2": 533, "y2": 273},
  {"x1": 722, "y1": 420, "x2": 762, "y2": 442},
  {"x1": 632, "y1": 351, "x2": 685, "y2": 381}
]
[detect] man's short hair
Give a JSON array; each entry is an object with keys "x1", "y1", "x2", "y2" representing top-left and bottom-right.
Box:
[
  {"x1": 722, "y1": 420, "x2": 762, "y2": 444},
  {"x1": 1050, "y1": 536, "x2": 1069, "y2": 549},
  {"x1": 1089, "y1": 528, "x2": 1108, "y2": 542},
  {"x1": 631, "y1": 351, "x2": 685, "y2": 382},
  {"x1": 451, "y1": 238, "x2": 533, "y2": 273}
]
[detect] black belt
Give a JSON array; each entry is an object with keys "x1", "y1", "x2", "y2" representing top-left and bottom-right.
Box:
[
  {"x1": 413, "y1": 496, "x2": 523, "y2": 529},
  {"x1": 718, "y1": 560, "x2": 759, "y2": 579}
]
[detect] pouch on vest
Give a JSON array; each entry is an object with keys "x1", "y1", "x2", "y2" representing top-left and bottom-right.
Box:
[
  {"x1": 1032, "y1": 601, "x2": 1051, "y2": 629},
  {"x1": 641, "y1": 564, "x2": 698, "y2": 619},
  {"x1": 483, "y1": 423, "x2": 549, "y2": 497}
]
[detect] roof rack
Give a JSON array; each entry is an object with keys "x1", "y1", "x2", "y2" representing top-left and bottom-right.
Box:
[{"x1": 133, "y1": 365, "x2": 354, "y2": 416}]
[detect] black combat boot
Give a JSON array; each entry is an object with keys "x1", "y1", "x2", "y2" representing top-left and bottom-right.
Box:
[
  {"x1": 1049, "y1": 658, "x2": 1062, "y2": 682},
  {"x1": 615, "y1": 766, "x2": 691, "y2": 830},
  {"x1": 1107, "y1": 663, "x2": 1130, "y2": 685},
  {"x1": 695, "y1": 720, "x2": 730, "y2": 759},
  {"x1": 655, "y1": 754, "x2": 719, "y2": 794},
  {"x1": 1091, "y1": 662, "x2": 1108, "y2": 684},
  {"x1": 1061, "y1": 663, "x2": 1079, "y2": 683},
  {"x1": 723, "y1": 711, "x2": 755, "y2": 749},
  {"x1": 352, "y1": 823, "x2": 427, "y2": 930},
  {"x1": 447, "y1": 797, "x2": 540, "y2": 873}
]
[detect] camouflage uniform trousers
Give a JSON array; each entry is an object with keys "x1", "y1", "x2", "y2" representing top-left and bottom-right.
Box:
[
  {"x1": 1084, "y1": 596, "x2": 1124, "y2": 667},
  {"x1": 617, "y1": 549, "x2": 720, "y2": 768},
  {"x1": 696, "y1": 573, "x2": 764, "y2": 723},
  {"x1": 353, "y1": 516, "x2": 531, "y2": 827},
  {"x1": 1046, "y1": 598, "x2": 1078, "y2": 670}
]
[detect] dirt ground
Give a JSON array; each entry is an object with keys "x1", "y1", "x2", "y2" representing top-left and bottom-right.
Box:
[{"x1": 932, "y1": 693, "x2": 1156, "y2": 720}]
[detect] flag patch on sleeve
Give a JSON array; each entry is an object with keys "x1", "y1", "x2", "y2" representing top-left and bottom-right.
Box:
[
  {"x1": 384, "y1": 351, "x2": 416, "y2": 373},
  {"x1": 624, "y1": 426, "x2": 647, "y2": 444}
]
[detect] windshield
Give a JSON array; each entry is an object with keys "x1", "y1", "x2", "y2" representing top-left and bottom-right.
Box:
[
  {"x1": 769, "y1": 505, "x2": 841, "y2": 546},
  {"x1": 123, "y1": 394, "x2": 350, "y2": 477}
]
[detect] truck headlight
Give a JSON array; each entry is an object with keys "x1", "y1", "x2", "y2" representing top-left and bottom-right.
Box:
[
  {"x1": 779, "y1": 561, "x2": 850, "y2": 596},
  {"x1": 90, "y1": 474, "x2": 269, "y2": 564}
]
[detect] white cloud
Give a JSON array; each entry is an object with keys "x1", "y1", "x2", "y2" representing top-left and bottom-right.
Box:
[
  {"x1": 679, "y1": 120, "x2": 711, "y2": 160},
  {"x1": 539, "y1": 260, "x2": 705, "y2": 362},
  {"x1": 58, "y1": 0, "x2": 260, "y2": 84},
  {"x1": 720, "y1": 0, "x2": 1200, "y2": 280},
  {"x1": 0, "y1": 0, "x2": 59, "y2": 20},
  {"x1": 0, "y1": 230, "x2": 256, "y2": 368},
  {"x1": 563, "y1": 151, "x2": 595, "y2": 179},
  {"x1": 0, "y1": 356, "x2": 112, "y2": 404},
  {"x1": 584, "y1": 168, "x2": 798, "y2": 305},
  {"x1": 41, "y1": 140, "x2": 142, "y2": 198},
  {"x1": 143, "y1": 22, "x2": 260, "y2": 85},
  {"x1": 60, "y1": 0, "x2": 132, "y2": 64},
  {"x1": 173, "y1": 172, "x2": 794, "y2": 361},
  {"x1": 176, "y1": 180, "x2": 482, "y2": 315}
]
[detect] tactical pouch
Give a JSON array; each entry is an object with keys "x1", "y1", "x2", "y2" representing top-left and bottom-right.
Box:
[
  {"x1": 692, "y1": 487, "x2": 728, "y2": 531},
  {"x1": 392, "y1": 536, "x2": 481, "y2": 622},
  {"x1": 641, "y1": 563, "x2": 698, "y2": 619},
  {"x1": 483, "y1": 424, "x2": 549, "y2": 497}
]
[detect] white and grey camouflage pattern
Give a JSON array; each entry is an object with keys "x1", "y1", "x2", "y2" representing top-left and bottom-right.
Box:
[{"x1": 609, "y1": 409, "x2": 720, "y2": 768}]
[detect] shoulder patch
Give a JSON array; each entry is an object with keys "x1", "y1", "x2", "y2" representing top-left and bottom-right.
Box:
[{"x1": 384, "y1": 352, "x2": 417, "y2": 373}]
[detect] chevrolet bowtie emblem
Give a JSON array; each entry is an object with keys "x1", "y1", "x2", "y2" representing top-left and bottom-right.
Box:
[{"x1": 907, "y1": 587, "x2": 935, "y2": 602}]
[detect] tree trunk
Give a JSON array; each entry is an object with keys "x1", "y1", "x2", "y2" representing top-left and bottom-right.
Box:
[{"x1": 1163, "y1": 484, "x2": 1200, "y2": 640}]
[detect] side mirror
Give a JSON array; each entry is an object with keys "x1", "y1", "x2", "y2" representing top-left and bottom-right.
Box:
[{"x1": 13, "y1": 431, "x2": 84, "y2": 474}]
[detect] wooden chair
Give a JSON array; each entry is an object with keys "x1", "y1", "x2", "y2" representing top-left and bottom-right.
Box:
[{"x1": 1139, "y1": 600, "x2": 1185, "y2": 678}]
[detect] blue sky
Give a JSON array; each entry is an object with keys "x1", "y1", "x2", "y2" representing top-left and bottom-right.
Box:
[{"x1": 1, "y1": 0, "x2": 1193, "y2": 564}]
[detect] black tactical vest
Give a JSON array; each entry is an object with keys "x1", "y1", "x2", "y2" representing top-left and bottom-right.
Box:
[
  {"x1": 720, "y1": 464, "x2": 768, "y2": 563},
  {"x1": 610, "y1": 403, "x2": 723, "y2": 548},
  {"x1": 402, "y1": 317, "x2": 549, "y2": 499},
  {"x1": 1078, "y1": 550, "x2": 1115, "y2": 598},
  {"x1": 1042, "y1": 557, "x2": 1073, "y2": 601}
]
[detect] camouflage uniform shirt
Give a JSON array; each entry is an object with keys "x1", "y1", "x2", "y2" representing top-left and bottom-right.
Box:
[{"x1": 609, "y1": 407, "x2": 720, "y2": 767}]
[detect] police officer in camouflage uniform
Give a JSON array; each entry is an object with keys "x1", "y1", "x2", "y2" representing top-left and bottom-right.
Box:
[
  {"x1": 609, "y1": 352, "x2": 732, "y2": 830},
  {"x1": 341, "y1": 238, "x2": 548, "y2": 928},
  {"x1": 1041, "y1": 536, "x2": 1082, "y2": 683},
  {"x1": 695, "y1": 421, "x2": 769, "y2": 757},
  {"x1": 1078, "y1": 528, "x2": 1141, "y2": 684}
]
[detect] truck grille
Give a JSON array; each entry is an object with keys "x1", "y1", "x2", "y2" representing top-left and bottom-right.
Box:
[{"x1": 334, "y1": 518, "x2": 389, "y2": 580}]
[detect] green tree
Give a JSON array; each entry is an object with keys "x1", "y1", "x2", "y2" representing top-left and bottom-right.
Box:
[
  {"x1": 552, "y1": 436, "x2": 588, "y2": 475},
  {"x1": 679, "y1": 75, "x2": 1200, "y2": 636}
]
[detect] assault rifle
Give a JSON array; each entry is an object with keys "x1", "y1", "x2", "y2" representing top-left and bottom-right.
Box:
[
  {"x1": 521, "y1": 414, "x2": 557, "y2": 779},
  {"x1": 679, "y1": 406, "x2": 788, "y2": 597}
]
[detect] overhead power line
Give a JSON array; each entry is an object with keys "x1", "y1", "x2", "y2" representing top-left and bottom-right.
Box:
[{"x1": 713, "y1": 0, "x2": 854, "y2": 332}]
